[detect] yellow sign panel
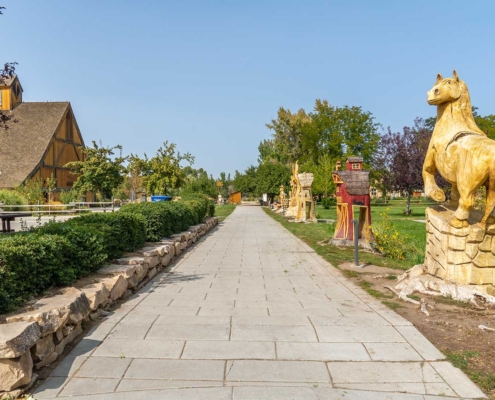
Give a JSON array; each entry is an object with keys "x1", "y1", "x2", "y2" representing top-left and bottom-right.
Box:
[{"x1": 216, "y1": 181, "x2": 223, "y2": 187}]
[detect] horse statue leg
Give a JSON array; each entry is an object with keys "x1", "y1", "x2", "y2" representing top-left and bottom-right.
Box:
[
  {"x1": 422, "y1": 155, "x2": 446, "y2": 202},
  {"x1": 446, "y1": 184, "x2": 460, "y2": 208},
  {"x1": 481, "y1": 176, "x2": 495, "y2": 229},
  {"x1": 451, "y1": 186, "x2": 475, "y2": 228}
]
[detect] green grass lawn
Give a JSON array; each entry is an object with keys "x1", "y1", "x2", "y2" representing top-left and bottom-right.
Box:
[
  {"x1": 264, "y1": 207, "x2": 416, "y2": 270},
  {"x1": 312, "y1": 198, "x2": 438, "y2": 265},
  {"x1": 215, "y1": 204, "x2": 237, "y2": 222}
]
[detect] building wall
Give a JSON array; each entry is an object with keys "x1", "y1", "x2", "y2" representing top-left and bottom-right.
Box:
[{"x1": 28, "y1": 107, "x2": 85, "y2": 192}]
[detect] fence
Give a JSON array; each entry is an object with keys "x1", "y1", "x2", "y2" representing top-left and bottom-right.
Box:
[{"x1": 0, "y1": 200, "x2": 114, "y2": 216}]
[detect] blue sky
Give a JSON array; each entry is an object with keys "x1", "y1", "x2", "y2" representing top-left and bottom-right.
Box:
[{"x1": 2, "y1": 1, "x2": 495, "y2": 177}]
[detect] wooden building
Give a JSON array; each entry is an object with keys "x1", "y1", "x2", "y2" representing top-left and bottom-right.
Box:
[
  {"x1": 229, "y1": 191, "x2": 242, "y2": 205},
  {"x1": 331, "y1": 157, "x2": 372, "y2": 244},
  {"x1": 0, "y1": 75, "x2": 85, "y2": 198}
]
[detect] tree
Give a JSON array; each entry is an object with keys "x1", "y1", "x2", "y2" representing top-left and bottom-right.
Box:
[
  {"x1": 257, "y1": 139, "x2": 279, "y2": 164},
  {"x1": 266, "y1": 108, "x2": 309, "y2": 164},
  {"x1": 233, "y1": 166, "x2": 257, "y2": 196},
  {"x1": 303, "y1": 100, "x2": 380, "y2": 166},
  {"x1": 473, "y1": 107, "x2": 495, "y2": 140},
  {"x1": 255, "y1": 162, "x2": 291, "y2": 201},
  {"x1": 65, "y1": 141, "x2": 127, "y2": 200},
  {"x1": 300, "y1": 153, "x2": 336, "y2": 198},
  {"x1": 377, "y1": 119, "x2": 430, "y2": 214},
  {"x1": 142, "y1": 141, "x2": 194, "y2": 195},
  {"x1": 181, "y1": 166, "x2": 217, "y2": 197}
]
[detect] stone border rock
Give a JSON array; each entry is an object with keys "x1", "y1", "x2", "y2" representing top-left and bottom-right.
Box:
[{"x1": 0, "y1": 217, "x2": 218, "y2": 398}]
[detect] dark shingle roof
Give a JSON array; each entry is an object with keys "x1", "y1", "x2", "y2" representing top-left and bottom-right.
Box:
[
  {"x1": 333, "y1": 170, "x2": 370, "y2": 195},
  {"x1": 346, "y1": 156, "x2": 363, "y2": 163},
  {"x1": 0, "y1": 102, "x2": 69, "y2": 188}
]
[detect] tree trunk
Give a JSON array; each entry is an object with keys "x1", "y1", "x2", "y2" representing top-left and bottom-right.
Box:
[{"x1": 406, "y1": 191, "x2": 411, "y2": 215}]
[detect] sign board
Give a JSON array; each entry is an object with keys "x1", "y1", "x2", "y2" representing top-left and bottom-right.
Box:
[
  {"x1": 262, "y1": 193, "x2": 268, "y2": 202},
  {"x1": 216, "y1": 181, "x2": 223, "y2": 187}
]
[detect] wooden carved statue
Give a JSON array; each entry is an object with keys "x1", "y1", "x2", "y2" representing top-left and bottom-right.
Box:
[{"x1": 423, "y1": 70, "x2": 495, "y2": 229}]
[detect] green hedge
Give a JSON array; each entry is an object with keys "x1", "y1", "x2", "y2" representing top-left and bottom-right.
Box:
[
  {"x1": 0, "y1": 195, "x2": 213, "y2": 314},
  {"x1": 120, "y1": 194, "x2": 215, "y2": 242},
  {"x1": 0, "y1": 212, "x2": 146, "y2": 314}
]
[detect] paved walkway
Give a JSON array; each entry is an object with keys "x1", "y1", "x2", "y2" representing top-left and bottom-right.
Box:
[{"x1": 34, "y1": 206, "x2": 486, "y2": 399}]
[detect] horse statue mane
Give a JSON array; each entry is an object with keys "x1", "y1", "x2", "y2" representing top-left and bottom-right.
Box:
[{"x1": 423, "y1": 70, "x2": 495, "y2": 229}]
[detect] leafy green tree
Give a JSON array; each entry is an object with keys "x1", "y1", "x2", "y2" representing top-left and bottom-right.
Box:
[
  {"x1": 303, "y1": 100, "x2": 380, "y2": 166},
  {"x1": 233, "y1": 166, "x2": 257, "y2": 196},
  {"x1": 65, "y1": 141, "x2": 127, "y2": 200},
  {"x1": 142, "y1": 141, "x2": 194, "y2": 195},
  {"x1": 255, "y1": 162, "x2": 291, "y2": 201},
  {"x1": 266, "y1": 108, "x2": 309, "y2": 164},
  {"x1": 182, "y1": 166, "x2": 217, "y2": 197},
  {"x1": 473, "y1": 107, "x2": 495, "y2": 140},
  {"x1": 258, "y1": 139, "x2": 280, "y2": 164},
  {"x1": 300, "y1": 154, "x2": 336, "y2": 198}
]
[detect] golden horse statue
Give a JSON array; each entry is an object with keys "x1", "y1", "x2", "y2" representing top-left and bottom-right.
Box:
[{"x1": 423, "y1": 70, "x2": 495, "y2": 229}]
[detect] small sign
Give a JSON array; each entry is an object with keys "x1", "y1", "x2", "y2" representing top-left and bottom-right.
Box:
[{"x1": 216, "y1": 181, "x2": 223, "y2": 187}]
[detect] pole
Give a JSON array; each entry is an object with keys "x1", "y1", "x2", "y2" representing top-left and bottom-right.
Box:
[{"x1": 351, "y1": 219, "x2": 359, "y2": 267}]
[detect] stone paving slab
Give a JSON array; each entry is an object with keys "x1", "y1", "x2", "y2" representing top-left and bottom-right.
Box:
[{"x1": 33, "y1": 206, "x2": 487, "y2": 399}]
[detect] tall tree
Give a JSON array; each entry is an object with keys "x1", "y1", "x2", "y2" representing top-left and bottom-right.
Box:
[
  {"x1": 266, "y1": 108, "x2": 309, "y2": 164},
  {"x1": 65, "y1": 141, "x2": 127, "y2": 200},
  {"x1": 300, "y1": 153, "x2": 337, "y2": 198},
  {"x1": 377, "y1": 119, "x2": 430, "y2": 214},
  {"x1": 255, "y1": 162, "x2": 291, "y2": 201},
  {"x1": 233, "y1": 166, "x2": 257, "y2": 196},
  {"x1": 303, "y1": 100, "x2": 380, "y2": 166}
]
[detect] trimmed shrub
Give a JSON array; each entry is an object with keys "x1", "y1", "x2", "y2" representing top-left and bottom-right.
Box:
[
  {"x1": 34, "y1": 221, "x2": 107, "y2": 281},
  {"x1": 0, "y1": 234, "x2": 68, "y2": 313},
  {"x1": 120, "y1": 194, "x2": 214, "y2": 242},
  {"x1": 66, "y1": 212, "x2": 146, "y2": 259}
]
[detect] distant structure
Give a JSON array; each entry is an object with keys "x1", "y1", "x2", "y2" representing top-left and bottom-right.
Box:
[
  {"x1": 229, "y1": 191, "x2": 241, "y2": 204},
  {"x1": 0, "y1": 75, "x2": 87, "y2": 200},
  {"x1": 331, "y1": 157, "x2": 372, "y2": 246}
]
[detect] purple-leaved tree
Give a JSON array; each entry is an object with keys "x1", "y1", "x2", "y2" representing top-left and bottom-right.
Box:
[{"x1": 376, "y1": 118, "x2": 432, "y2": 214}]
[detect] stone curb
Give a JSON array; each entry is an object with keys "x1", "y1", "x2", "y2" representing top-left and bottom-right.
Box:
[{"x1": 0, "y1": 216, "x2": 218, "y2": 398}]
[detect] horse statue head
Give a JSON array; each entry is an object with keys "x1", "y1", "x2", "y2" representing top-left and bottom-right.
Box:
[{"x1": 427, "y1": 70, "x2": 463, "y2": 105}]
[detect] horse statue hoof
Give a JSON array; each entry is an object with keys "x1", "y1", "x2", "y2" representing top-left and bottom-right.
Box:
[
  {"x1": 449, "y1": 217, "x2": 468, "y2": 229},
  {"x1": 430, "y1": 189, "x2": 446, "y2": 203}
]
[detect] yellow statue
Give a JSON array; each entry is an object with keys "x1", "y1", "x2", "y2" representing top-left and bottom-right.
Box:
[{"x1": 423, "y1": 70, "x2": 495, "y2": 229}]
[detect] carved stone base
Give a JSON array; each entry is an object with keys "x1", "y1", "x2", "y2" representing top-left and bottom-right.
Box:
[{"x1": 425, "y1": 206, "x2": 495, "y2": 293}]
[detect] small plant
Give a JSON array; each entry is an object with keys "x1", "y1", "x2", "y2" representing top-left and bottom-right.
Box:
[
  {"x1": 386, "y1": 275, "x2": 398, "y2": 280},
  {"x1": 371, "y1": 208, "x2": 409, "y2": 260}
]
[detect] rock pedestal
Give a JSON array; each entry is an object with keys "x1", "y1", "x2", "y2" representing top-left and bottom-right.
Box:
[{"x1": 425, "y1": 206, "x2": 495, "y2": 293}]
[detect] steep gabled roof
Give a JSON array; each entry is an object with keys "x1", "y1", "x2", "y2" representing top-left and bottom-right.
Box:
[
  {"x1": 0, "y1": 102, "x2": 70, "y2": 188},
  {"x1": 333, "y1": 170, "x2": 370, "y2": 195}
]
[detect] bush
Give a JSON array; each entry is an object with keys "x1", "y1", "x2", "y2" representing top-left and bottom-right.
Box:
[
  {"x1": 0, "y1": 189, "x2": 28, "y2": 211},
  {"x1": 0, "y1": 234, "x2": 68, "y2": 313},
  {"x1": 120, "y1": 195, "x2": 214, "y2": 242},
  {"x1": 371, "y1": 208, "x2": 409, "y2": 260},
  {"x1": 66, "y1": 212, "x2": 146, "y2": 259},
  {"x1": 321, "y1": 197, "x2": 336, "y2": 209},
  {"x1": 59, "y1": 189, "x2": 79, "y2": 205},
  {"x1": 34, "y1": 221, "x2": 107, "y2": 282}
]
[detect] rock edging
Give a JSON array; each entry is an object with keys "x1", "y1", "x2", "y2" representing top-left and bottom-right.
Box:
[{"x1": 0, "y1": 217, "x2": 218, "y2": 398}]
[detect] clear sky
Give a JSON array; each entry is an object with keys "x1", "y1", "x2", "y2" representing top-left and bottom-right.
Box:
[{"x1": 2, "y1": 1, "x2": 495, "y2": 177}]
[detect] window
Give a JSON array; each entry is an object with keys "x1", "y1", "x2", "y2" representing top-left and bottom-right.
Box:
[{"x1": 352, "y1": 163, "x2": 361, "y2": 170}]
